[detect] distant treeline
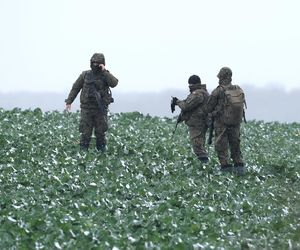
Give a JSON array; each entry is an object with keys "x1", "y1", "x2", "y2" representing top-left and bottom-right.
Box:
[{"x1": 0, "y1": 86, "x2": 299, "y2": 123}]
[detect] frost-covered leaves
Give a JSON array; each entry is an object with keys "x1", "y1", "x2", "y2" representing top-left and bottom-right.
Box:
[{"x1": 0, "y1": 109, "x2": 299, "y2": 249}]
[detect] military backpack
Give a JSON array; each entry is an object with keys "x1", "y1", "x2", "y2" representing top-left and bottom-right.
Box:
[{"x1": 220, "y1": 85, "x2": 246, "y2": 126}]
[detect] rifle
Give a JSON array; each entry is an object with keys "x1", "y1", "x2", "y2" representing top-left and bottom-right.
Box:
[
  {"x1": 243, "y1": 98, "x2": 247, "y2": 123},
  {"x1": 243, "y1": 109, "x2": 247, "y2": 123},
  {"x1": 170, "y1": 96, "x2": 178, "y2": 113},
  {"x1": 108, "y1": 88, "x2": 114, "y2": 104},
  {"x1": 94, "y1": 90, "x2": 104, "y2": 115},
  {"x1": 207, "y1": 116, "x2": 214, "y2": 145},
  {"x1": 88, "y1": 81, "x2": 104, "y2": 115},
  {"x1": 172, "y1": 112, "x2": 183, "y2": 138}
]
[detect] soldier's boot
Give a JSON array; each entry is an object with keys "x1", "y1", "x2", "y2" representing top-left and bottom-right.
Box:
[
  {"x1": 220, "y1": 164, "x2": 234, "y2": 173},
  {"x1": 80, "y1": 135, "x2": 90, "y2": 151},
  {"x1": 198, "y1": 156, "x2": 209, "y2": 163},
  {"x1": 80, "y1": 144, "x2": 89, "y2": 151},
  {"x1": 234, "y1": 163, "x2": 245, "y2": 176},
  {"x1": 96, "y1": 139, "x2": 106, "y2": 152},
  {"x1": 96, "y1": 143, "x2": 106, "y2": 152}
]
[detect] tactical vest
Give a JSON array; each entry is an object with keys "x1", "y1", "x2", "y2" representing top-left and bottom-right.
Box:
[{"x1": 80, "y1": 70, "x2": 113, "y2": 110}]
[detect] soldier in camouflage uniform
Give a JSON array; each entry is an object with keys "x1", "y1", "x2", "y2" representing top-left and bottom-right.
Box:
[
  {"x1": 206, "y1": 67, "x2": 245, "y2": 175},
  {"x1": 173, "y1": 75, "x2": 209, "y2": 163},
  {"x1": 65, "y1": 53, "x2": 118, "y2": 151}
]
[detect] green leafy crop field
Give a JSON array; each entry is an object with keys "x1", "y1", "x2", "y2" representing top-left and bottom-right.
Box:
[{"x1": 0, "y1": 108, "x2": 299, "y2": 249}]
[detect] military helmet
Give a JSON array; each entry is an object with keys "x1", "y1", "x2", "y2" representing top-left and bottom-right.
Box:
[
  {"x1": 90, "y1": 53, "x2": 105, "y2": 65},
  {"x1": 188, "y1": 75, "x2": 201, "y2": 85},
  {"x1": 217, "y1": 67, "x2": 232, "y2": 79}
]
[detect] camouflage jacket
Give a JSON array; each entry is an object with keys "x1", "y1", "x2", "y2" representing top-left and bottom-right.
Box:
[
  {"x1": 177, "y1": 84, "x2": 209, "y2": 127},
  {"x1": 65, "y1": 70, "x2": 118, "y2": 110}
]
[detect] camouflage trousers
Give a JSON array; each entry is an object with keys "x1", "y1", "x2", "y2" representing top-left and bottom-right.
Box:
[
  {"x1": 214, "y1": 123, "x2": 244, "y2": 166},
  {"x1": 188, "y1": 125, "x2": 208, "y2": 159},
  {"x1": 79, "y1": 108, "x2": 108, "y2": 149}
]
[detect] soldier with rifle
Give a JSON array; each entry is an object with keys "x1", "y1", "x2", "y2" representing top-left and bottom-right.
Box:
[
  {"x1": 206, "y1": 67, "x2": 246, "y2": 175},
  {"x1": 65, "y1": 53, "x2": 118, "y2": 152},
  {"x1": 171, "y1": 75, "x2": 209, "y2": 163}
]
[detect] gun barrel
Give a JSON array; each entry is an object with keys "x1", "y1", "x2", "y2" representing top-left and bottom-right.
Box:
[
  {"x1": 171, "y1": 112, "x2": 183, "y2": 138},
  {"x1": 207, "y1": 116, "x2": 214, "y2": 145}
]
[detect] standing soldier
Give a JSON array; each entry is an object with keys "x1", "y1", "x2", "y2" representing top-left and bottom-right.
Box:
[
  {"x1": 65, "y1": 53, "x2": 118, "y2": 151},
  {"x1": 206, "y1": 67, "x2": 246, "y2": 175},
  {"x1": 172, "y1": 75, "x2": 209, "y2": 163}
]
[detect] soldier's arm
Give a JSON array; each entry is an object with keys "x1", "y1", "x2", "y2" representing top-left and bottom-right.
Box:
[
  {"x1": 205, "y1": 89, "x2": 219, "y2": 113},
  {"x1": 177, "y1": 92, "x2": 204, "y2": 112},
  {"x1": 65, "y1": 72, "x2": 85, "y2": 104},
  {"x1": 102, "y1": 70, "x2": 118, "y2": 88}
]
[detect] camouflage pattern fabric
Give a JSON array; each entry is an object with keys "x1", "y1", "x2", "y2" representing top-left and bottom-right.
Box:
[
  {"x1": 79, "y1": 108, "x2": 108, "y2": 149},
  {"x1": 177, "y1": 84, "x2": 209, "y2": 159},
  {"x1": 188, "y1": 125, "x2": 208, "y2": 158},
  {"x1": 90, "y1": 53, "x2": 105, "y2": 65},
  {"x1": 206, "y1": 69, "x2": 244, "y2": 167},
  {"x1": 65, "y1": 70, "x2": 118, "y2": 110},
  {"x1": 65, "y1": 61, "x2": 118, "y2": 150},
  {"x1": 217, "y1": 67, "x2": 232, "y2": 80},
  {"x1": 214, "y1": 124, "x2": 243, "y2": 166}
]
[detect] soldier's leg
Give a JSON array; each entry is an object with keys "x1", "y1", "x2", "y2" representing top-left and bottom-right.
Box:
[
  {"x1": 94, "y1": 111, "x2": 108, "y2": 152},
  {"x1": 79, "y1": 109, "x2": 94, "y2": 150},
  {"x1": 228, "y1": 126, "x2": 245, "y2": 175},
  {"x1": 191, "y1": 136, "x2": 208, "y2": 161},
  {"x1": 189, "y1": 126, "x2": 208, "y2": 162},
  {"x1": 214, "y1": 126, "x2": 230, "y2": 167},
  {"x1": 228, "y1": 126, "x2": 244, "y2": 165}
]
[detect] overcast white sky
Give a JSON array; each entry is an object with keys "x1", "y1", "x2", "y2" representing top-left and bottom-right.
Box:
[{"x1": 0, "y1": 0, "x2": 299, "y2": 94}]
